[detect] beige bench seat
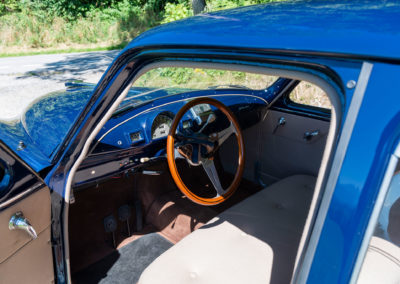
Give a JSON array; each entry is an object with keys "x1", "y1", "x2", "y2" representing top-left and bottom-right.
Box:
[
  {"x1": 139, "y1": 175, "x2": 316, "y2": 284},
  {"x1": 357, "y1": 236, "x2": 400, "y2": 284}
]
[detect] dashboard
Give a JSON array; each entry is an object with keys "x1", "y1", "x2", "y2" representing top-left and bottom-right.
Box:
[{"x1": 73, "y1": 87, "x2": 276, "y2": 186}]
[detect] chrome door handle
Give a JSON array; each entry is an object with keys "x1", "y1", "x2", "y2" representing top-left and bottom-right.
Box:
[{"x1": 9, "y1": 211, "x2": 37, "y2": 239}]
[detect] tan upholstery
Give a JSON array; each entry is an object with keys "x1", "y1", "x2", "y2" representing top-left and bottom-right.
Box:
[
  {"x1": 220, "y1": 110, "x2": 329, "y2": 184},
  {"x1": 0, "y1": 187, "x2": 54, "y2": 284},
  {"x1": 139, "y1": 175, "x2": 316, "y2": 284},
  {"x1": 357, "y1": 237, "x2": 400, "y2": 284}
]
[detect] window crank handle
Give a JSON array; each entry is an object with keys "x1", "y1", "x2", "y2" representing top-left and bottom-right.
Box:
[{"x1": 304, "y1": 130, "x2": 320, "y2": 141}]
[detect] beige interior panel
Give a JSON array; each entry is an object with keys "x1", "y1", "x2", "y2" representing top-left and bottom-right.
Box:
[
  {"x1": 0, "y1": 187, "x2": 54, "y2": 283},
  {"x1": 0, "y1": 227, "x2": 53, "y2": 284},
  {"x1": 220, "y1": 110, "x2": 329, "y2": 184}
]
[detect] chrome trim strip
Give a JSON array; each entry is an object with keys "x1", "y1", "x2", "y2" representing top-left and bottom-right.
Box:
[
  {"x1": 296, "y1": 62, "x2": 373, "y2": 284},
  {"x1": 0, "y1": 182, "x2": 44, "y2": 211},
  {"x1": 395, "y1": 142, "x2": 400, "y2": 158},
  {"x1": 63, "y1": 85, "x2": 132, "y2": 283},
  {"x1": 349, "y1": 152, "x2": 399, "y2": 283},
  {"x1": 97, "y1": 94, "x2": 268, "y2": 142}
]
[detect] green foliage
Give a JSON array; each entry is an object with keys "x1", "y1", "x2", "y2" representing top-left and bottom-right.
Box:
[
  {"x1": 162, "y1": 2, "x2": 193, "y2": 24},
  {"x1": 206, "y1": 0, "x2": 283, "y2": 11},
  {"x1": 25, "y1": 0, "x2": 137, "y2": 21},
  {"x1": 0, "y1": 0, "x2": 285, "y2": 53},
  {"x1": 161, "y1": 67, "x2": 195, "y2": 84},
  {"x1": 134, "y1": 67, "x2": 278, "y2": 91},
  {"x1": 0, "y1": 0, "x2": 23, "y2": 15},
  {"x1": 0, "y1": 0, "x2": 175, "y2": 21}
]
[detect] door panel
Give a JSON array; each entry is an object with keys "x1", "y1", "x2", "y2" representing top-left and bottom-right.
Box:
[
  {"x1": 0, "y1": 142, "x2": 54, "y2": 284},
  {"x1": 220, "y1": 110, "x2": 329, "y2": 185},
  {"x1": 0, "y1": 187, "x2": 54, "y2": 283}
]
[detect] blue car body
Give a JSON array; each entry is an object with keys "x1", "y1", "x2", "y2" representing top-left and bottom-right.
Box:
[{"x1": 1, "y1": 0, "x2": 400, "y2": 283}]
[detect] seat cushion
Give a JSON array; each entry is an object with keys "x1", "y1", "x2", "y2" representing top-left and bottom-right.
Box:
[
  {"x1": 138, "y1": 175, "x2": 316, "y2": 284},
  {"x1": 357, "y1": 237, "x2": 400, "y2": 284}
]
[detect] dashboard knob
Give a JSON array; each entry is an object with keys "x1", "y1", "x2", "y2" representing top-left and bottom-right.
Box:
[{"x1": 140, "y1": 157, "x2": 150, "y2": 163}]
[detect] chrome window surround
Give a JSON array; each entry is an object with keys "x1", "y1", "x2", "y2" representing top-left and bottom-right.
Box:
[{"x1": 294, "y1": 62, "x2": 373, "y2": 284}]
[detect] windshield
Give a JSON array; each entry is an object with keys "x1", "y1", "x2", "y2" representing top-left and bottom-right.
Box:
[
  {"x1": 0, "y1": 66, "x2": 277, "y2": 163},
  {"x1": 115, "y1": 67, "x2": 278, "y2": 113}
]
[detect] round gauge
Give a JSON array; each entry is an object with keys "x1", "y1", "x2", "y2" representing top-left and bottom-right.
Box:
[{"x1": 151, "y1": 113, "x2": 173, "y2": 140}]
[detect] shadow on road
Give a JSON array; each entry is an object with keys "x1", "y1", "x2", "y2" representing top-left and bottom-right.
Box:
[{"x1": 16, "y1": 50, "x2": 120, "y2": 82}]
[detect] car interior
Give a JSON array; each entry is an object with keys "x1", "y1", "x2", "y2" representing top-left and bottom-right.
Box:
[{"x1": 67, "y1": 65, "x2": 336, "y2": 284}]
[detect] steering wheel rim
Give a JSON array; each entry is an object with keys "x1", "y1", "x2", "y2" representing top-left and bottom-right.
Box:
[{"x1": 166, "y1": 97, "x2": 245, "y2": 206}]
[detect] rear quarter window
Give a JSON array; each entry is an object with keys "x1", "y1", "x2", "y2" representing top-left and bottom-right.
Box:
[{"x1": 289, "y1": 81, "x2": 332, "y2": 110}]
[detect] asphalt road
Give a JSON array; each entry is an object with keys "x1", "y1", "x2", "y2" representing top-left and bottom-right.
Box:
[{"x1": 0, "y1": 50, "x2": 120, "y2": 121}]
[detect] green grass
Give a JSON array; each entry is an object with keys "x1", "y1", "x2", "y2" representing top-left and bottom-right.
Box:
[
  {"x1": 134, "y1": 67, "x2": 331, "y2": 110},
  {"x1": 134, "y1": 67, "x2": 278, "y2": 90},
  {"x1": 0, "y1": 44, "x2": 125, "y2": 58},
  {"x1": 0, "y1": 0, "x2": 284, "y2": 57},
  {"x1": 0, "y1": 1, "x2": 161, "y2": 56}
]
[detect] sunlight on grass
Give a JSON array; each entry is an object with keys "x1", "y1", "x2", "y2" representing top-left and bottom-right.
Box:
[
  {"x1": 289, "y1": 81, "x2": 332, "y2": 109},
  {"x1": 134, "y1": 67, "x2": 278, "y2": 90},
  {"x1": 135, "y1": 67, "x2": 331, "y2": 109}
]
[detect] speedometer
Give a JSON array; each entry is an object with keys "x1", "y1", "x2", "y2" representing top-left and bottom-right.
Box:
[{"x1": 151, "y1": 114, "x2": 173, "y2": 140}]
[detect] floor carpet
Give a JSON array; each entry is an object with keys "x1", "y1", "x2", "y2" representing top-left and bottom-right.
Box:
[{"x1": 73, "y1": 233, "x2": 173, "y2": 284}]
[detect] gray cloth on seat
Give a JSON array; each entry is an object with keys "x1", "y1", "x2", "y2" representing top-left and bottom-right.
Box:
[
  {"x1": 139, "y1": 175, "x2": 316, "y2": 284},
  {"x1": 73, "y1": 233, "x2": 172, "y2": 284}
]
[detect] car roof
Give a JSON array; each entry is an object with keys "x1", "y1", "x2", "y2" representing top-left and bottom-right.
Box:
[{"x1": 126, "y1": 0, "x2": 400, "y2": 62}]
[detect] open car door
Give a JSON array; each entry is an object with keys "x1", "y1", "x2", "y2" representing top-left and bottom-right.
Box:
[{"x1": 0, "y1": 141, "x2": 54, "y2": 283}]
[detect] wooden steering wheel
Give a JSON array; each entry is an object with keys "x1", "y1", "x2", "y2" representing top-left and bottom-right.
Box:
[{"x1": 166, "y1": 97, "x2": 245, "y2": 206}]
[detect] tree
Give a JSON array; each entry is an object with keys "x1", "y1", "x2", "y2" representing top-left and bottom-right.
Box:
[{"x1": 191, "y1": 0, "x2": 206, "y2": 15}]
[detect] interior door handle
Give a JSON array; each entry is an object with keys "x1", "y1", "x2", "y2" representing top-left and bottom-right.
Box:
[
  {"x1": 9, "y1": 211, "x2": 37, "y2": 239},
  {"x1": 272, "y1": 117, "x2": 286, "y2": 134},
  {"x1": 303, "y1": 130, "x2": 320, "y2": 141}
]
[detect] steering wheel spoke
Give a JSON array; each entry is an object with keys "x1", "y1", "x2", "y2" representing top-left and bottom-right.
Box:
[
  {"x1": 201, "y1": 158, "x2": 226, "y2": 197},
  {"x1": 215, "y1": 121, "x2": 237, "y2": 146}
]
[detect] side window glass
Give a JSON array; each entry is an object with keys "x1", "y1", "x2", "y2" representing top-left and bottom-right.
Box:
[
  {"x1": 0, "y1": 146, "x2": 39, "y2": 205},
  {"x1": 289, "y1": 81, "x2": 332, "y2": 109},
  {"x1": 357, "y1": 162, "x2": 400, "y2": 283}
]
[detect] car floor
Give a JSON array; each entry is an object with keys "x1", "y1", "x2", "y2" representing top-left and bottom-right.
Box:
[
  {"x1": 72, "y1": 233, "x2": 173, "y2": 284},
  {"x1": 69, "y1": 159, "x2": 262, "y2": 283}
]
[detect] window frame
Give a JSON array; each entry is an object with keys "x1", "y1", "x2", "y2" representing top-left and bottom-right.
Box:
[
  {"x1": 0, "y1": 159, "x2": 12, "y2": 198},
  {"x1": 52, "y1": 49, "x2": 345, "y2": 283},
  {"x1": 272, "y1": 80, "x2": 332, "y2": 122}
]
